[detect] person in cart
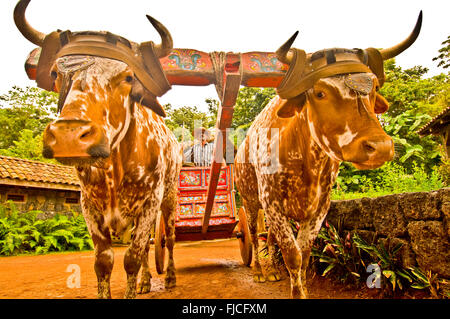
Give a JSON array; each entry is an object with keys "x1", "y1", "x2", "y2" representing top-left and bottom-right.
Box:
[
  {"x1": 183, "y1": 127, "x2": 214, "y2": 166},
  {"x1": 183, "y1": 127, "x2": 237, "y2": 167}
]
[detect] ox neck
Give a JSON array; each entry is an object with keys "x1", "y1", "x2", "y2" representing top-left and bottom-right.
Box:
[{"x1": 281, "y1": 106, "x2": 340, "y2": 172}]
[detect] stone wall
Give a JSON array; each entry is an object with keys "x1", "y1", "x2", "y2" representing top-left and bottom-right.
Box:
[
  {"x1": 0, "y1": 185, "x2": 81, "y2": 218},
  {"x1": 327, "y1": 187, "x2": 450, "y2": 279}
]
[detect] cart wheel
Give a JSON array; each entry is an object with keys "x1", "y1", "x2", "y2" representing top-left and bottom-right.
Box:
[
  {"x1": 236, "y1": 206, "x2": 252, "y2": 267},
  {"x1": 154, "y1": 212, "x2": 166, "y2": 274}
]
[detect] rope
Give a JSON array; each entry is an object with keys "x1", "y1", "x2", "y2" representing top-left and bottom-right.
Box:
[{"x1": 209, "y1": 51, "x2": 226, "y2": 100}]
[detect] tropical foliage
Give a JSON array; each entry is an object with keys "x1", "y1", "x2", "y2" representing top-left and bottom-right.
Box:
[
  {"x1": 0, "y1": 202, "x2": 93, "y2": 256},
  {"x1": 0, "y1": 86, "x2": 58, "y2": 163}
]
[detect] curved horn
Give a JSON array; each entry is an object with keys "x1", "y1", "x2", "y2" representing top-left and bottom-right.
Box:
[
  {"x1": 276, "y1": 31, "x2": 299, "y2": 65},
  {"x1": 380, "y1": 11, "x2": 423, "y2": 60},
  {"x1": 14, "y1": 0, "x2": 46, "y2": 46},
  {"x1": 145, "y1": 15, "x2": 173, "y2": 58}
]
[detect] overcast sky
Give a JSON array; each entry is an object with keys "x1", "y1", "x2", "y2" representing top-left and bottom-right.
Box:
[{"x1": 1, "y1": 0, "x2": 448, "y2": 112}]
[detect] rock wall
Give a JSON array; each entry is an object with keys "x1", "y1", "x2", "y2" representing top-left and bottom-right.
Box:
[{"x1": 327, "y1": 188, "x2": 450, "y2": 279}]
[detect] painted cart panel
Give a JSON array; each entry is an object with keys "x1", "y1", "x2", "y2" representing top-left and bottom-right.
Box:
[{"x1": 175, "y1": 165, "x2": 238, "y2": 241}]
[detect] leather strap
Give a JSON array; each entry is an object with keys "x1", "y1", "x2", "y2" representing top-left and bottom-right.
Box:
[
  {"x1": 55, "y1": 34, "x2": 170, "y2": 97},
  {"x1": 36, "y1": 31, "x2": 61, "y2": 91},
  {"x1": 277, "y1": 49, "x2": 307, "y2": 99},
  {"x1": 277, "y1": 47, "x2": 385, "y2": 100},
  {"x1": 35, "y1": 30, "x2": 171, "y2": 99}
]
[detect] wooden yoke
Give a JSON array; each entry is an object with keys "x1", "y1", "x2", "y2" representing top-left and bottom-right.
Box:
[{"x1": 159, "y1": 49, "x2": 288, "y2": 88}]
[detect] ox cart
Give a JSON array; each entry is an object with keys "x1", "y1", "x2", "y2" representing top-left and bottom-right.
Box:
[{"x1": 152, "y1": 165, "x2": 252, "y2": 274}]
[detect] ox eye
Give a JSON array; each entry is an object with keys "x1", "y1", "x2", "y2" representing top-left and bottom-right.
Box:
[
  {"x1": 51, "y1": 71, "x2": 58, "y2": 80},
  {"x1": 316, "y1": 91, "x2": 325, "y2": 99},
  {"x1": 125, "y1": 75, "x2": 133, "y2": 83}
]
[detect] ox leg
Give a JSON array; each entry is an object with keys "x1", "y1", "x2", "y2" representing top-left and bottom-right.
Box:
[
  {"x1": 266, "y1": 227, "x2": 282, "y2": 282},
  {"x1": 123, "y1": 210, "x2": 156, "y2": 299},
  {"x1": 83, "y1": 212, "x2": 114, "y2": 299},
  {"x1": 267, "y1": 209, "x2": 306, "y2": 299},
  {"x1": 137, "y1": 240, "x2": 152, "y2": 294},
  {"x1": 296, "y1": 213, "x2": 328, "y2": 298},
  {"x1": 161, "y1": 188, "x2": 177, "y2": 289},
  {"x1": 93, "y1": 233, "x2": 114, "y2": 299},
  {"x1": 244, "y1": 200, "x2": 265, "y2": 283}
]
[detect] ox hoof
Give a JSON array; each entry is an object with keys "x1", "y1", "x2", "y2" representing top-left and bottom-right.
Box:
[
  {"x1": 253, "y1": 274, "x2": 266, "y2": 283},
  {"x1": 165, "y1": 276, "x2": 176, "y2": 289},
  {"x1": 266, "y1": 272, "x2": 281, "y2": 282},
  {"x1": 97, "y1": 281, "x2": 111, "y2": 299},
  {"x1": 124, "y1": 289, "x2": 137, "y2": 299},
  {"x1": 291, "y1": 286, "x2": 308, "y2": 299},
  {"x1": 138, "y1": 280, "x2": 152, "y2": 294}
]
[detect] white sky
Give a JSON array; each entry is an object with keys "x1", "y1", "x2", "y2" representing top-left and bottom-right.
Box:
[{"x1": 1, "y1": 0, "x2": 448, "y2": 112}]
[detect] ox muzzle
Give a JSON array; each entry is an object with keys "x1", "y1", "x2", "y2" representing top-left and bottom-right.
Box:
[
  {"x1": 342, "y1": 134, "x2": 394, "y2": 170},
  {"x1": 43, "y1": 119, "x2": 110, "y2": 161}
]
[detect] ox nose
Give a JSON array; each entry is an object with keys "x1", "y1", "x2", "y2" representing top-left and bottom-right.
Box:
[
  {"x1": 43, "y1": 120, "x2": 110, "y2": 159},
  {"x1": 358, "y1": 135, "x2": 394, "y2": 164},
  {"x1": 361, "y1": 137, "x2": 394, "y2": 158}
]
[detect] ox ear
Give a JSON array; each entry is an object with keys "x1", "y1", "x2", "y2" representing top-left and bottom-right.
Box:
[
  {"x1": 130, "y1": 79, "x2": 166, "y2": 117},
  {"x1": 276, "y1": 93, "x2": 306, "y2": 118},
  {"x1": 374, "y1": 93, "x2": 389, "y2": 114}
]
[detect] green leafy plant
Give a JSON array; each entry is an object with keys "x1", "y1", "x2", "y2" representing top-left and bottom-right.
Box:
[
  {"x1": 352, "y1": 233, "x2": 411, "y2": 292},
  {"x1": 311, "y1": 220, "x2": 364, "y2": 283},
  {"x1": 408, "y1": 267, "x2": 450, "y2": 298},
  {"x1": 0, "y1": 202, "x2": 93, "y2": 256}
]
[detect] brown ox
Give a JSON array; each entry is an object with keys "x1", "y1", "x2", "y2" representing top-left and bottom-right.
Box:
[
  {"x1": 234, "y1": 14, "x2": 422, "y2": 298},
  {"x1": 14, "y1": 0, "x2": 182, "y2": 298}
]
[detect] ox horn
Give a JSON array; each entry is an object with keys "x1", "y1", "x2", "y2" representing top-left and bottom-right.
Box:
[
  {"x1": 276, "y1": 31, "x2": 299, "y2": 65},
  {"x1": 379, "y1": 11, "x2": 423, "y2": 60},
  {"x1": 144, "y1": 15, "x2": 173, "y2": 58},
  {"x1": 14, "y1": 0, "x2": 46, "y2": 47}
]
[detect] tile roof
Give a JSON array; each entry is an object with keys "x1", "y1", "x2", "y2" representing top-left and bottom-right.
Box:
[
  {"x1": 417, "y1": 106, "x2": 450, "y2": 136},
  {"x1": 0, "y1": 155, "x2": 80, "y2": 188}
]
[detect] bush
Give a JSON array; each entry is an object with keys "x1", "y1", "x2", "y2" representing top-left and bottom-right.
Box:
[
  {"x1": 332, "y1": 161, "x2": 445, "y2": 200},
  {"x1": 0, "y1": 202, "x2": 93, "y2": 256}
]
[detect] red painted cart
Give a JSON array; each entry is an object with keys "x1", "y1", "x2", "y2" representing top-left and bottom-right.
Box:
[{"x1": 153, "y1": 164, "x2": 253, "y2": 274}]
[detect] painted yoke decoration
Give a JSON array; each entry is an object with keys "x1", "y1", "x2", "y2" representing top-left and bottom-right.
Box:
[{"x1": 158, "y1": 49, "x2": 288, "y2": 87}]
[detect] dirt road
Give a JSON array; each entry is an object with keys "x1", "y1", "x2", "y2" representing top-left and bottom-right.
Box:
[{"x1": 0, "y1": 238, "x2": 412, "y2": 299}]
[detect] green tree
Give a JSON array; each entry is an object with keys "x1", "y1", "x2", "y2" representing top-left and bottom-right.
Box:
[
  {"x1": 0, "y1": 129, "x2": 56, "y2": 163},
  {"x1": 433, "y1": 35, "x2": 450, "y2": 70},
  {"x1": 0, "y1": 86, "x2": 57, "y2": 150},
  {"x1": 231, "y1": 87, "x2": 276, "y2": 129},
  {"x1": 164, "y1": 103, "x2": 217, "y2": 140},
  {"x1": 379, "y1": 60, "x2": 448, "y2": 169}
]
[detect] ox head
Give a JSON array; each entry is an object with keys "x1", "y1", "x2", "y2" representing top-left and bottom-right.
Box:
[
  {"x1": 275, "y1": 12, "x2": 422, "y2": 169},
  {"x1": 14, "y1": 0, "x2": 173, "y2": 166}
]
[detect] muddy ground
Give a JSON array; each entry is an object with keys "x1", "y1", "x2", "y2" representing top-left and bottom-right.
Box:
[{"x1": 0, "y1": 238, "x2": 430, "y2": 299}]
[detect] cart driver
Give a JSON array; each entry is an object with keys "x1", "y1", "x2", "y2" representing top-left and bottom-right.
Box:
[{"x1": 183, "y1": 127, "x2": 215, "y2": 167}]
